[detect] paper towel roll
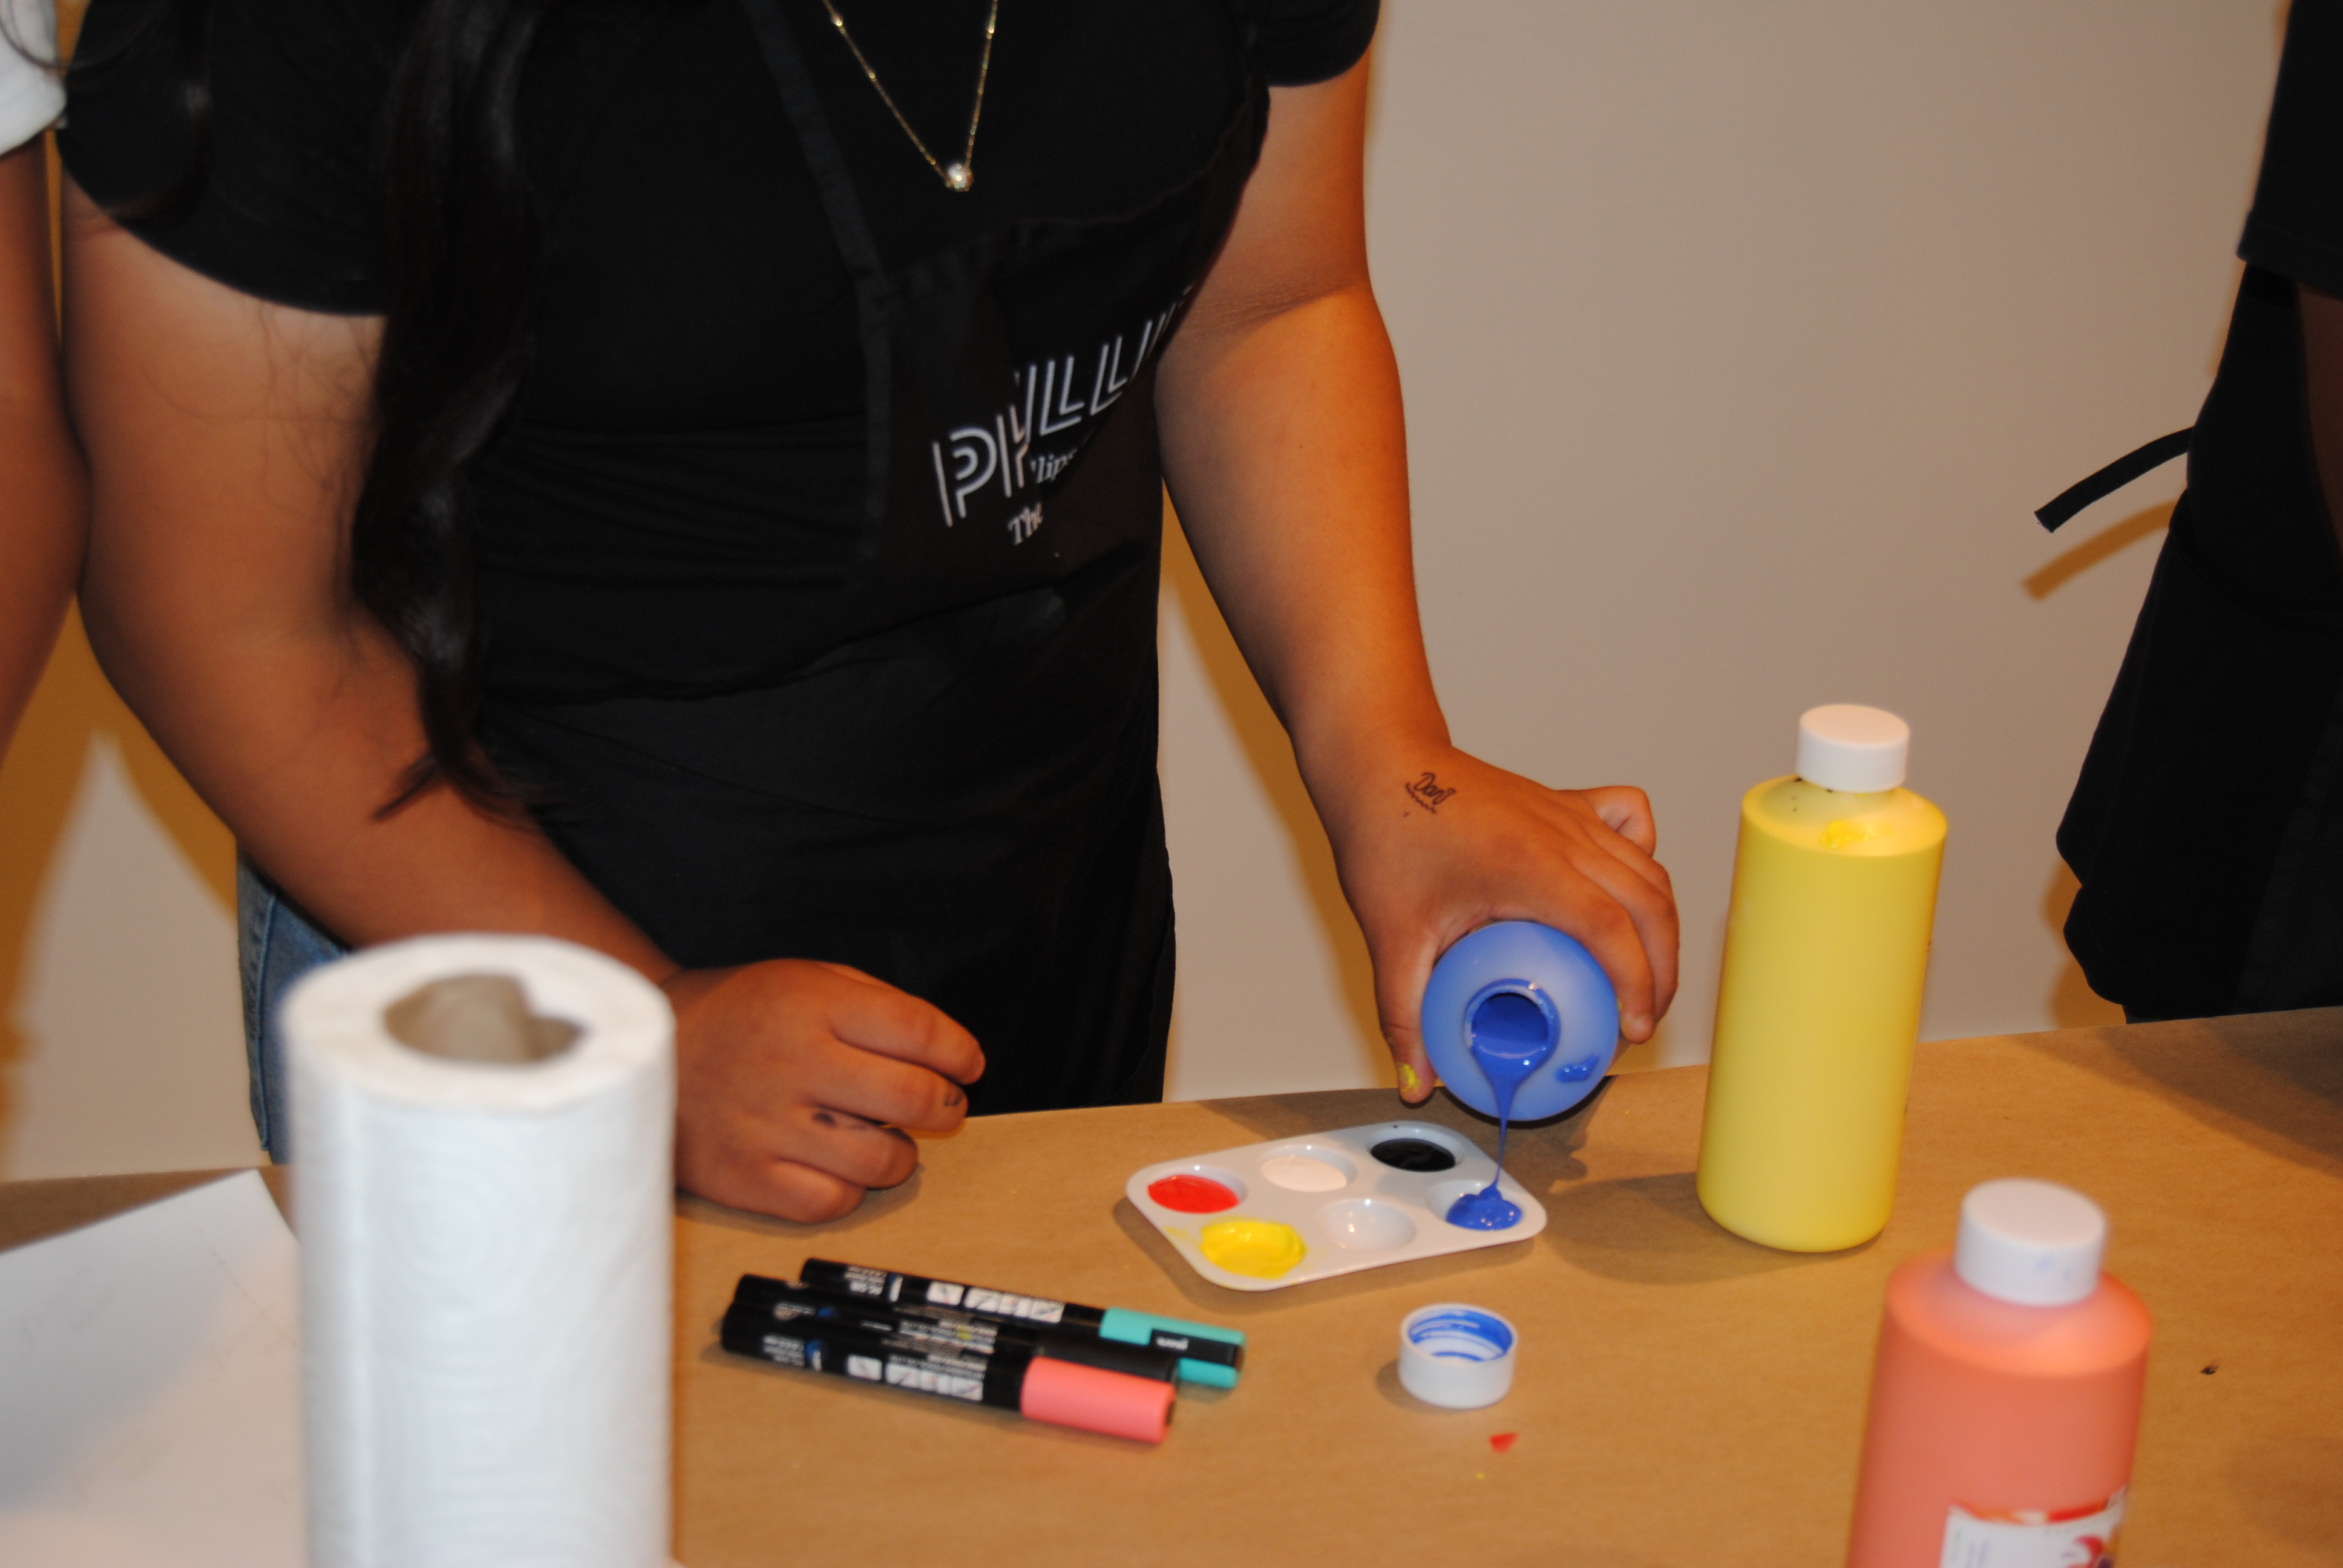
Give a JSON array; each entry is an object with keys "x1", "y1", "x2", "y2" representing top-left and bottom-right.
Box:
[{"x1": 285, "y1": 935, "x2": 675, "y2": 1568}]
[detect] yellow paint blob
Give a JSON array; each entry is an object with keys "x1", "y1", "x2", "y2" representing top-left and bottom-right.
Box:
[
  {"x1": 1820, "y1": 817, "x2": 1886, "y2": 851},
  {"x1": 1199, "y1": 1218, "x2": 1308, "y2": 1279},
  {"x1": 1398, "y1": 1062, "x2": 1421, "y2": 1094}
]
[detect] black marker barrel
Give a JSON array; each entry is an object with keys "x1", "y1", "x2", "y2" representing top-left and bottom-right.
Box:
[
  {"x1": 720, "y1": 1300, "x2": 1024, "y2": 1410},
  {"x1": 732, "y1": 1276, "x2": 1181, "y2": 1384},
  {"x1": 799, "y1": 1259, "x2": 1104, "y2": 1330},
  {"x1": 718, "y1": 1301, "x2": 1174, "y2": 1443},
  {"x1": 799, "y1": 1259, "x2": 1245, "y2": 1384}
]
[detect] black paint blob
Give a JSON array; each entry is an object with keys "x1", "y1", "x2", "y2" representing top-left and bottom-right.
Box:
[{"x1": 1371, "y1": 1137, "x2": 1457, "y2": 1173}]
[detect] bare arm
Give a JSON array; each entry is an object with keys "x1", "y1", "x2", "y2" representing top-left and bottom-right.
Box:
[
  {"x1": 2304, "y1": 283, "x2": 2343, "y2": 562},
  {"x1": 65, "y1": 181, "x2": 649, "y2": 958},
  {"x1": 0, "y1": 139, "x2": 84, "y2": 755},
  {"x1": 1157, "y1": 62, "x2": 1679, "y2": 1095},
  {"x1": 65, "y1": 183, "x2": 979, "y2": 1217}
]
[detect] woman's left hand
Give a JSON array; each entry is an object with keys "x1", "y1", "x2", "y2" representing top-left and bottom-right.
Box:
[{"x1": 1313, "y1": 743, "x2": 1679, "y2": 1105}]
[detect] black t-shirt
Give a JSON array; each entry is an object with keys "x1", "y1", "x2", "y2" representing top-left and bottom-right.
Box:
[
  {"x1": 2242, "y1": 0, "x2": 2343, "y2": 306},
  {"x1": 61, "y1": 0, "x2": 1376, "y2": 703},
  {"x1": 2060, "y1": 0, "x2": 2343, "y2": 1015}
]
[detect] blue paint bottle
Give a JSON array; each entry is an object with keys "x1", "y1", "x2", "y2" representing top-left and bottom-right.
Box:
[{"x1": 1420, "y1": 923, "x2": 1620, "y2": 1230}]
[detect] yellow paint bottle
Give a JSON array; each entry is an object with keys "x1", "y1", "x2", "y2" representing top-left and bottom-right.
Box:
[{"x1": 1698, "y1": 706, "x2": 1946, "y2": 1252}]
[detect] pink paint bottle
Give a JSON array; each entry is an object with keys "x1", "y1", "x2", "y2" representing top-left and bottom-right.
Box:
[{"x1": 1847, "y1": 1180, "x2": 2152, "y2": 1567}]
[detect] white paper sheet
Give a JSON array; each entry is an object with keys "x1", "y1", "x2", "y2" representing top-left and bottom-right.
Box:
[{"x1": 0, "y1": 1171, "x2": 303, "y2": 1567}]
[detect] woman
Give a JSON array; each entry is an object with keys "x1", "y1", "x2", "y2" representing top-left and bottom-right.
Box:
[
  {"x1": 60, "y1": 0, "x2": 1679, "y2": 1219},
  {"x1": 2060, "y1": 1, "x2": 2343, "y2": 1022}
]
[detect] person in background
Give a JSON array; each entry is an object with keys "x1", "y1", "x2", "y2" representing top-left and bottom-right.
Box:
[
  {"x1": 61, "y1": 0, "x2": 1679, "y2": 1220},
  {"x1": 0, "y1": 0, "x2": 82, "y2": 763},
  {"x1": 2060, "y1": 0, "x2": 2343, "y2": 1023}
]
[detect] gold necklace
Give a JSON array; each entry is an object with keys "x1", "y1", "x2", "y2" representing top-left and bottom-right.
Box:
[{"x1": 818, "y1": 0, "x2": 1000, "y2": 193}]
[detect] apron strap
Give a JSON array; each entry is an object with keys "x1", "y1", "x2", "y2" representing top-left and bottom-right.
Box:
[
  {"x1": 2035, "y1": 428, "x2": 2192, "y2": 532},
  {"x1": 737, "y1": 0, "x2": 895, "y2": 532}
]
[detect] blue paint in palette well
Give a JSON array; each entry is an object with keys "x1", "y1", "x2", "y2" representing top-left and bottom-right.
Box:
[{"x1": 1444, "y1": 1184, "x2": 1522, "y2": 1230}]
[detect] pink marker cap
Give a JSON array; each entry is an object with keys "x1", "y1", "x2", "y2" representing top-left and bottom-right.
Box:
[{"x1": 1019, "y1": 1356, "x2": 1176, "y2": 1444}]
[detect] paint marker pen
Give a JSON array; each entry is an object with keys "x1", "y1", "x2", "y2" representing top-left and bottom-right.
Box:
[
  {"x1": 732, "y1": 1275, "x2": 1182, "y2": 1384},
  {"x1": 718, "y1": 1300, "x2": 1175, "y2": 1444},
  {"x1": 801, "y1": 1259, "x2": 1245, "y2": 1388}
]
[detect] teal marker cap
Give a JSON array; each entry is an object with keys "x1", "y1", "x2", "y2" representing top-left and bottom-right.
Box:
[{"x1": 1099, "y1": 1307, "x2": 1245, "y2": 1389}]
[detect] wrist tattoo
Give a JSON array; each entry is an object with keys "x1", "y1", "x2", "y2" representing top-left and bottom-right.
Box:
[{"x1": 1404, "y1": 771, "x2": 1456, "y2": 814}]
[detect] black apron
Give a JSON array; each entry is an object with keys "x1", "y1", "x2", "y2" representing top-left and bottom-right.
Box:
[{"x1": 483, "y1": 1, "x2": 1265, "y2": 1112}]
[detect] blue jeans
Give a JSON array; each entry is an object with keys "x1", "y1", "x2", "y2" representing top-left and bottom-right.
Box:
[{"x1": 235, "y1": 856, "x2": 349, "y2": 1160}]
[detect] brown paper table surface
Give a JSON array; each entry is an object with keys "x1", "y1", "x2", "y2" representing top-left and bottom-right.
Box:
[{"x1": 7, "y1": 1013, "x2": 2340, "y2": 1566}]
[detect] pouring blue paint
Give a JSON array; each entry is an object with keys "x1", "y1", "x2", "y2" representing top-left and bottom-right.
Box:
[
  {"x1": 1419, "y1": 924, "x2": 1622, "y2": 1231},
  {"x1": 1442, "y1": 990, "x2": 1551, "y2": 1228}
]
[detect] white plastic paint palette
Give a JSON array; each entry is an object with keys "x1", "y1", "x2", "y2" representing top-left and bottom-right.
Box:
[{"x1": 1125, "y1": 1120, "x2": 1547, "y2": 1292}]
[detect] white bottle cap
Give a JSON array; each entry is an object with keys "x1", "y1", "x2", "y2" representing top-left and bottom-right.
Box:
[
  {"x1": 1397, "y1": 1304, "x2": 1516, "y2": 1410},
  {"x1": 1953, "y1": 1179, "x2": 2106, "y2": 1307},
  {"x1": 1795, "y1": 705, "x2": 1910, "y2": 792}
]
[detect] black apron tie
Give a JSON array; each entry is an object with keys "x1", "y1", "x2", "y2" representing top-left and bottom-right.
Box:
[{"x1": 2034, "y1": 428, "x2": 2193, "y2": 532}]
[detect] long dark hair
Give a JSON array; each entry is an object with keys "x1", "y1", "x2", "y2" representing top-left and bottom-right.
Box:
[
  {"x1": 105, "y1": 0, "x2": 555, "y2": 811},
  {"x1": 356, "y1": 0, "x2": 555, "y2": 811}
]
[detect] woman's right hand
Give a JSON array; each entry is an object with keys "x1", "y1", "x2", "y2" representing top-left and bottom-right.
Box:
[{"x1": 664, "y1": 961, "x2": 986, "y2": 1222}]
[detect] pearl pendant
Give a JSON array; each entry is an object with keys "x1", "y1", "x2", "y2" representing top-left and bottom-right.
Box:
[{"x1": 943, "y1": 160, "x2": 972, "y2": 192}]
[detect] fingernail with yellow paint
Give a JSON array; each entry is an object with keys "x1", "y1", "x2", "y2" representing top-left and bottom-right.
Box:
[{"x1": 1398, "y1": 1062, "x2": 1421, "y2": 1096}]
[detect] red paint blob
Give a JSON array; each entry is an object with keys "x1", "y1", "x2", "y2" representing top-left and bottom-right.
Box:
[
  {"x1": 1147, "y1": 1174, "x2": 1239, "y2": 1213},
  {"x1": 1489, "y1": 1432, "x2": 1518, "y2": 1454}
]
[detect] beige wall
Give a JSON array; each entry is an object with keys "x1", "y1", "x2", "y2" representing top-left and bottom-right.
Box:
[
  {"x1": 0, "y1": 0, "x2": 2286, "y2": 1174},
  {"x1": 0, "y1": 611, "x2": 256, "y2": 1177}
]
